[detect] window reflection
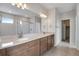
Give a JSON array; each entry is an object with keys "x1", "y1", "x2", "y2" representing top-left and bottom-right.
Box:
[{"x1": 2, "y1": 17, "x2": 14, "y2": 24}]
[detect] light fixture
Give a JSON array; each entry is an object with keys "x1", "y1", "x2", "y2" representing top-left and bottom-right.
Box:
[
  {"x1": 11, "y1": 3, "x2": 15, "y2": 6},
  {"x1": 40, "y1": 13, "x2": 47, "y2": 18},
  {"x1": 11, "y1": 3, "x2": 29, "y2": 10},
  {"x1": 20, "y1": 20, "x2": 22, "y2": 25}
]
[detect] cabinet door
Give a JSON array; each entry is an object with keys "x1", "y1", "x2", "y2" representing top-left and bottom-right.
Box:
[
  {"x1": 0, "y1": 49, "x2": 6, "y2": 56},
  {"x1": 47, "y1": 36, "x2": 53, "y2": 50},
  {"x1": 6, "y1": 43, "x2": 29, "y2": 56},
  {"x1": 6, "y1": 40, "x2": 40, "y2": 56},
  {"x1": 27, "y1": 39, "x2": 40, "y2": 56},
  {"x1": 33, "y1": 42, "x2": 40, "y2": 56},
  {"x1": 40, "y1": 37, "x2": 48, "y2": 55},
  {"x1": 51, "y1": 35, "x2": 54, "y2": 47}
]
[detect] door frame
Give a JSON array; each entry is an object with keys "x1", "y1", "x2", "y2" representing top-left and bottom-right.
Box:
[{"x1": 61, "y1": 19, "x2": 70, "y2": 43}]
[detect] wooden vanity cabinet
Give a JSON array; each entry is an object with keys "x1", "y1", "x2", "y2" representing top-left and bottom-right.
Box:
[
  {"x1": 40, "y1": 37, "x2": 48, "y2": 55},
  {"x1": 27, "y1": 39, "x2": 40, "y2": 56},
  {"x1": 51, "y1": 35, "x2": 54, "y2": 47},
  {"x1": 47, "y1": 36, "x2": 52, "y2": 50},
  {"x1": 47, "y1": 35, "x2": 54, "y2": 50},
  {"x1": 0, "y1": 49, "x2": 6, "y2": 56},
  {"x1": 6, "y1": 43, "x2": 29, "y2": 56},
  {"x1": 0, "y1": 34, "x2": 54, "y2": 56},
  {"x1": 6, "y1": 39, "x2": 40, "y2": 56}
]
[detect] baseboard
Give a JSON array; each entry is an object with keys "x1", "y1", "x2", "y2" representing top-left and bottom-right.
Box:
[
  {"x1": 54, "y1": 41, "x2": 61, "y2": 47},
  {"x1": 69, "y1": 45, "x2": 77, "y2": 48}
]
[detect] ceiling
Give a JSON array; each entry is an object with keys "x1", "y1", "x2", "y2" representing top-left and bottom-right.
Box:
[{"x1": 41, "y1": 3, "x2": 76, "y2": 13}]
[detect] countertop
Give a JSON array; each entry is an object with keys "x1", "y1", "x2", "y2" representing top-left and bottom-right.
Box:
[{"x1": 0, "y1": 33, "x2": 53, "y2": 49}]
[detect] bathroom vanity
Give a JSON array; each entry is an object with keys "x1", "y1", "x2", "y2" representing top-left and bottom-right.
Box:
[
  {"x1": 0, "y1": 6, "x2": 54, "y2": 56},
  {"x1": 0, "y1": 33, "x2": 54, "y2": 56}
]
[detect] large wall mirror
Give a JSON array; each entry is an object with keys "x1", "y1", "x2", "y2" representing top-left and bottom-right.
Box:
[{"x1": 0, "y1": 12, "x2": 41, "y2": 40}]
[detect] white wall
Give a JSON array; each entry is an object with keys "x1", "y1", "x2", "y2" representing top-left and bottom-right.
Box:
[
  {"x1": 47, "y1": 8, "x2": 56, "y2": 33},
  {"x1": 55, "y1": 9, "x2": 62, "y2": 46},
  {"x1": 75, "y1": 4, "x2": 79, "y2": 48}
]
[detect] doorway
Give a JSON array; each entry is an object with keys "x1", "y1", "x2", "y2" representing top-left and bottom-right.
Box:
[{"x1": 62, "y1": 20, "x2": 70, "y2": 43}]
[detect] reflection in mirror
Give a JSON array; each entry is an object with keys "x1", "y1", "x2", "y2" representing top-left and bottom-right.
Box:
[
  {"x1": 35, "y1": 16, "x2": 41, "y2": 33},
  {"x1": 0, "y1": 12, "x2": 41, "y2": 40},
  {"x1": 0, "y1": 14, "x2": 17, "y2": 36},
  {"x1": 17, "y1": 17, "x2": 30, "y2": 38}
]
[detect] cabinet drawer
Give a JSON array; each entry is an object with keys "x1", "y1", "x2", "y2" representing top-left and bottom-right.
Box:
[
  {"x1": 27, "y1": 40, "x2": 40, "y2": 56},
  {"x1": 27, "y1": 39, "x2": 40, "y2": 47},
  {"x1": 47, "y1": 35, "x2": 54, "y2": 50},
  {"x1": 34, "y1": 45, "x2": 40, "y2": 56},
  {"x1": 40, "y1": 37, "x2": 48, "y2": 55}
]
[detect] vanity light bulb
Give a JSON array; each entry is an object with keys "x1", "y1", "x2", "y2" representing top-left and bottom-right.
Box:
[
  {"x1": 20, "y1": 21, "x2": 22, "y2": 24},
  {"x1": 40, "y1": 13, "x2": 47, "y2": 18},
  {"x1": 24, "y1": 4, "x2": 26, "y2": 8},
  {"x1": 23, "y1": 4, "x2": 27, "y2": 8},
  {"x1": 11, "y1": 3, "x2": 15, "y2": 6}
]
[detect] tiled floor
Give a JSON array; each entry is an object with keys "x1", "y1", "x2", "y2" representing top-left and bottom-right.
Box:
[{"x1": 43, "y1": 42, "x2": 79, "y2": 56}]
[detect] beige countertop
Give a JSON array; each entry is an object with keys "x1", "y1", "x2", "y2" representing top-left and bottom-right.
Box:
[{"x1": 0, "y1": 32, "x2": 53, "y2": 49}]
